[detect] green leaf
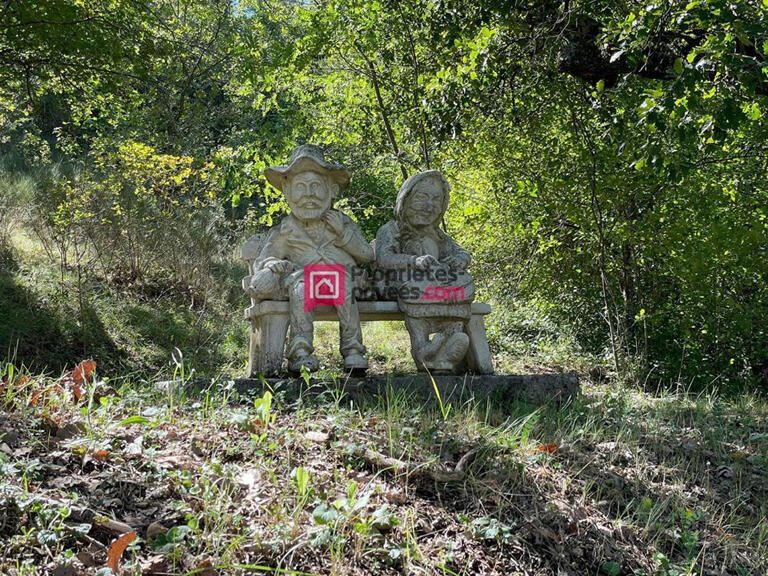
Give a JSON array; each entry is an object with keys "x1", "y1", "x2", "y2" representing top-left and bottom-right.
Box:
[
  {"x1": 673, "y1": 58, "x2": 683, "y2": 75},
  {"x1": 293, "y1": 466, "x2": 310, "y2": 497},
  {"x1": 596, "y1": 79, "x2": 605, "y2": 92},
  {"x1": 119, "y1": 416, "x2": 150, "y2": 426},
  {"x1": 312, "y1": 503, "x2": 340, "y2": 525}
]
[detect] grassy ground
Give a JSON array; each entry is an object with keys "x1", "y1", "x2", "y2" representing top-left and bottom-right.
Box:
[
  {"x1": 2, "y1": 228, "x2": 767, "y2": 575},
  {"x1": 0, "y1": 230, "x2": 250, "y2": 377},
  {"x1": 1, "y1": 358, "x2": 766, "y2": 576}
]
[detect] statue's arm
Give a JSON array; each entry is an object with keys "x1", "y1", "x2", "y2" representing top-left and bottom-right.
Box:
[
  {"x1": 255, "y1": 227, "x2": 290, "y2": 270},
  {"x1": 336, "y1": 215, "x2": 374, "y2": 264},
  {"x1": 444, "y1": 234, "x2": 471, "y2": 269},
  {"x1": 375, "y1": 223, "x2": 415, "y2": 270}
]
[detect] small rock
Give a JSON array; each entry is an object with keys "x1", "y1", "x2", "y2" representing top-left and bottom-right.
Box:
[
  {"x1": 56, "y1": 422, "x2": 86, "y2": 441},
  {"x1": 304, "y1": 430, "x2": 329, "y2": 444},
  {"x1": 0, "y1": 429, "x2": 19, "y2": 446},
  {"x1": 52, "y1": 564, "x2": 76, "y2": 576},
  {"x1": 76, "y1": 550, "x2": 97, "y2": 568},
  {"x1": 146, "y1": 521, "x2": 168, "y2": 541}
]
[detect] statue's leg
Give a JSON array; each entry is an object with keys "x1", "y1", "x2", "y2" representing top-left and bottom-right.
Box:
[
  {"x1": 250, "y1": 313, "x2": 289, "y2": 377},
  {"x1": 404, "y1": 316, "x2": 436, "y2": 370},
  {"x1": 441, "y1": 321, "x2": 464, "y2": 336},
  {"x1": 430, "y1": 320, "x2": 470, "y2": 373},
  {"x1": 286, "y1": 279, "x2": 319, "y2": 372},
  {"x1": 336, "y1": 288, "x2": 367, "y2": 370}
]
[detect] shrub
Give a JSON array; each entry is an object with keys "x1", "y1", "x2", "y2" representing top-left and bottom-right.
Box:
[
  {"x1": 0, "y1": 168, "x2": 34, "y2": 247},
  {"x1": 31, "y1": 140, "x2": 227, "y2": 300}
]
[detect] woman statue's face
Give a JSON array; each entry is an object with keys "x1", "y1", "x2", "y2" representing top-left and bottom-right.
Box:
[{"x1": 404, "y1": 178, "x2": 444, "y2": 228}]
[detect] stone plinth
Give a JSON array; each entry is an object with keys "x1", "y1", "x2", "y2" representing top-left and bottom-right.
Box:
[{"x1": 233, "y1": 372, "x2": 579, "y2": 407}]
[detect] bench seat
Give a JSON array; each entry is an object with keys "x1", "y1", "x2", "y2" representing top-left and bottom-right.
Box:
[
  {"x1": 245, "y1": 300, "x2": 491, "y2": 321},
  {"x1": 245, "y1": 299, "x2": 494, "y2": 376}
]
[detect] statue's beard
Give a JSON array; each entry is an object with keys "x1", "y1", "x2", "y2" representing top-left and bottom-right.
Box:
[{"x1": 291, "y1": 205, "x2": 328, "y2": 221}]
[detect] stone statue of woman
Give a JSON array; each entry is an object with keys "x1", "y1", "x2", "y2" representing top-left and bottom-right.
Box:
[{"x1": 375, "y1": 170, "x2": 475, "y2": 373}]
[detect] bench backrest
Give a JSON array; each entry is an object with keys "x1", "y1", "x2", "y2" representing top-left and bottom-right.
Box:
[{"x1": 240, "y1": 233, "x2": 267, "y2": 276}]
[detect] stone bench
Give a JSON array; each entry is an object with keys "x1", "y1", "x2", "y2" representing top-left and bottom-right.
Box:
[
  {"x1": 241, "y1": 233, "x2": 495, "y2": 377},
  {"x1": 243, "y1": 299, "x2": 495, "y2": 377}
]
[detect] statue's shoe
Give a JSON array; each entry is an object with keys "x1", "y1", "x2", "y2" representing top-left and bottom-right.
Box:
[
  {"x1": 288, "y1": 354, "x2": 319, "y2": 373},
  {"x1": 415, "y1": 333, "x2": 444, "y2": 364},
  {"x1": 343, "y1": 353, "x2": 368, "y2": 372},
  {"x1": 427, "y1": 332, "x2": 469, "y2": 373}
]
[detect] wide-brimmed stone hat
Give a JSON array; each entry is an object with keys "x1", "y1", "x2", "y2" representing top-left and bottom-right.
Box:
[{"x1": 265, "y1": 145, "x2": 350, "y2": 191}]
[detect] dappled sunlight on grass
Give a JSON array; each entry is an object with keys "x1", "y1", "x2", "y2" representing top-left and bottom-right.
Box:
[
  {"x1": 1, "y1": 361, "x2": 766, "y2": 575},
  {"x1": 312, "y1": 320, "x2": 415, "y2": 377}
]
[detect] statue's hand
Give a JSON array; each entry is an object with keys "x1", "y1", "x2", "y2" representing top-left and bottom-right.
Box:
[
  {"x1": 414, "y1": 254, "x2": 440, "y2": 270},
  {"x1": 443, "y1": 255, "x2": 466, "y2": 271},
  {"x1": 264, "y1": 259, "x2": 293, "y2": 275},
  {"x1": 322, "y1": 210, "x2": 346, "y2": 237}
]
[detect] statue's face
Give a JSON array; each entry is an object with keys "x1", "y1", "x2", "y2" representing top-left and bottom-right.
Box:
[
  {"x1": 404, "y1": 178, "x2": 444, "y2": 227},
  {"x1": 285, "y1": 170, "x2": 333, "y2": 221}
]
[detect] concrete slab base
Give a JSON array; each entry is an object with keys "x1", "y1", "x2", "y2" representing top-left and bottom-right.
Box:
[{"x1": 233, "y1": 372, "x2": 579, "y2": 406}]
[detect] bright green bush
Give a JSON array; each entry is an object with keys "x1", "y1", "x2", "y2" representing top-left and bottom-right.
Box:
[{"x1": 31, "y1": 141, "x2": 227, "y2": 295}]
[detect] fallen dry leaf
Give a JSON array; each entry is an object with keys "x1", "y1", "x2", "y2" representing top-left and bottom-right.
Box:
[
  {"x1": 194, "y1": 558, "x2": 218, "y2": 576},
  {"x1": 1, "y1": 374, "x2": 29, "y2": 394},
  {"x1": 61, "y1": 360, "x2": 96, "y2": 402},
  {"x1": 536, "y1": 443, "x2": 558, "y2": 454},
  {"x1": 73, "y1": 360, "x2": 97, "y2": 385},
  {"x1": 106, "y1": 531, "x2": 136, "y2": 575},
  {"x1": 140, "y1": 555, "x2": 169, "y2": 575},
  {"x1": 93, "y1": 450, "x2": 110, "y2": 460}
]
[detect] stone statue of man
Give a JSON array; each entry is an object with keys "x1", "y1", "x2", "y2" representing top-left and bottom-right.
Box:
[{"x1": 248, "y1": 145, "x2": 373, "y2": 373}]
